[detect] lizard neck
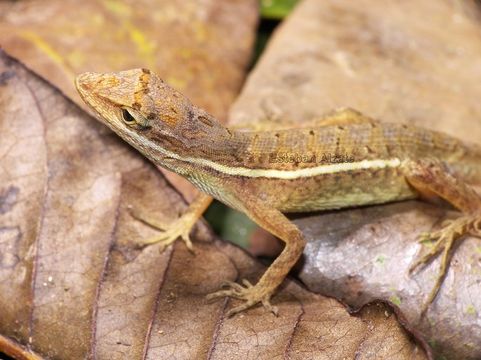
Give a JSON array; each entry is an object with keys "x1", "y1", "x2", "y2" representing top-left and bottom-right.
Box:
[{"x1": 142, "y1": 111, "x2": 248, "y2": 176}]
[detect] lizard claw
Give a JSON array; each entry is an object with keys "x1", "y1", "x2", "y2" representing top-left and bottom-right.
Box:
[{"x1": 206, "y1": 280, "x2": 278, "y2": 317}]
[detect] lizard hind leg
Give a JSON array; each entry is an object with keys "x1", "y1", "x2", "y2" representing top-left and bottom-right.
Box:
[{"x1": 403, "y1": 159, "x2": 481, "y2": 315}]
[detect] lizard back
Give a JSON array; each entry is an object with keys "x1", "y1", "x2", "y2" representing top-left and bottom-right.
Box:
[{"x1": 187, "y1": 121, "x2": 481, "y2": 212}]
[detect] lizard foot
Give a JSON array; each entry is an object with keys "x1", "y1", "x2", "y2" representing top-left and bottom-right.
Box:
[
  {"x1": 128, "y1": 206, "x2": 194, "y2": 252},
  {"x1": 410, "y1": 214, "x2": 481, "y2": 314},
  {"x1": 206, "y1": 279, "x2": 278, "y2": 317}
]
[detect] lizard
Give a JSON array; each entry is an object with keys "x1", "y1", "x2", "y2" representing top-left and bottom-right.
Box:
[{"x1": 75, "y1": 68, "x2": 481, "y2": 317}]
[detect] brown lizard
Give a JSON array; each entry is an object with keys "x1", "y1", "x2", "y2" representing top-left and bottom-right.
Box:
[{"x1": 75, "y1": 68, "x2": 481, "y2": 317}]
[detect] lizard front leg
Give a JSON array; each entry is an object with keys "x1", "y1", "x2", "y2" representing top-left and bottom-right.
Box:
[
  {"x1": 403, "y1": 159, "x2": 481, "y2": 314},
  {"x1": 130, "y1": 193, "x2": 213, "y2": 251},
  {"x1": 207, "y1": 193, "x2": 306, "y2": 317}
]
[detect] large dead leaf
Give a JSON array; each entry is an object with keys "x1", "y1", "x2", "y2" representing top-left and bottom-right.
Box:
[
  {"x1": 0, "y1": 0, "x2": 258, "y2": 201},
  {"x1": 229, "y1": 0, "x2": 481, "y2": 358},
  {"x1": 0, "y1": 48, "x2": 431, "y2": 359}
]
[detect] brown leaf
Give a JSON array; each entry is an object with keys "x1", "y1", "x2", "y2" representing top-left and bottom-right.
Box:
[
  {"x1": 229, "y1": 0, "x2": 481, "y2": 358},
  {"x1": 0, "y1": 50, "x2": 429, "y2": 359}
]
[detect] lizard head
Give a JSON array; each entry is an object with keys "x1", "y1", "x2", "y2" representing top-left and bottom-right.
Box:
[
  {"x1": 75, "y1": 68, "x2": 224, "y2": 171},
  {"x1": 75, "y1": 68, "x2": 192, "y2": 132}
]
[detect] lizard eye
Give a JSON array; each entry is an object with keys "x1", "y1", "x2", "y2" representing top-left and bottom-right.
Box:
[
  {"x1": 120, "y1": 107, "x2": 151, "y2": 129},
  {"x1": 121, "y1": 108, "x2": 137, "y2": 125}
]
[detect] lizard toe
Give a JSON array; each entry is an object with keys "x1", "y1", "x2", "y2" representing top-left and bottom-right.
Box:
[{"x1": 207, "y1": 279, "x2": 278, "y2": 317}]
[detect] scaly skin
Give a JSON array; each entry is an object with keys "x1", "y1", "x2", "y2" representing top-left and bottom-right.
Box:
[{"x1": 75, "y1": 68, "x2": 481, "y2": 317}]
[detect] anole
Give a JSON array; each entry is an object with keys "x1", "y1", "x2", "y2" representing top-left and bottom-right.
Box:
[{"x1": 75, "y1": 68, "x2": 481, "y2": 317}]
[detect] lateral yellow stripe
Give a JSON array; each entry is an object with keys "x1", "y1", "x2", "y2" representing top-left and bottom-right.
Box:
[
  {"x1": 149, "y1": 138, "x2": 402, "y2": 179},
  {"x1": 188, "y1": 157, "x2": 402, "y2": 179},
  {"x1": 113, "y1": 125, "x2": 404, "y2": 179}
]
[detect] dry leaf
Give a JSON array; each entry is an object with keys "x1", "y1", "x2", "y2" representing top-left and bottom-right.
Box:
[
  {"x1": 229, "y1": 0, "x2": 481, "y2": 358},
  {"x1": 0, "y1": 48, "x2": 430, "y2": 359}
]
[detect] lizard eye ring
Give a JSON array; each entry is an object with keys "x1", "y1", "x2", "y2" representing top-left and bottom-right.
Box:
[{"x1": 121, "y1": 108, "x2": 137, "y2": 125}]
